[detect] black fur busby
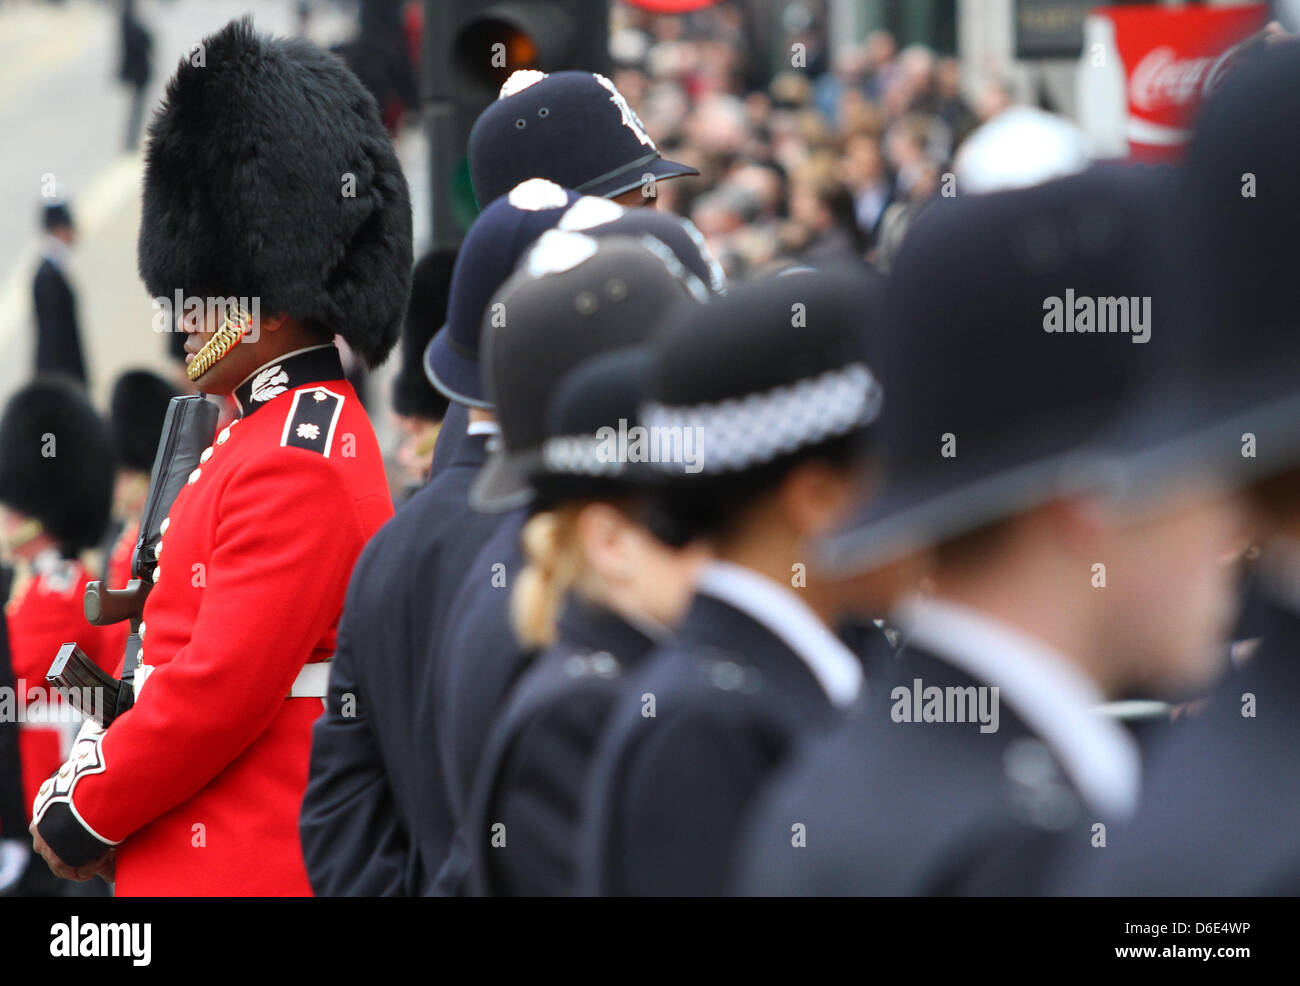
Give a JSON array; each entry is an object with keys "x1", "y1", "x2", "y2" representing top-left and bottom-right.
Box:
[
  {"x1": 392, "y1": 250, "x2": 455, "y2": 421},
  {"x1": 0, "y1": 378, "x2": 115, "y2": 553},
  {"x1": 110, "y1": 369, "x2": 180, "y2": 473},
  {"x1": 139, "y1": 17, "x2": 412, "y2": 366}
]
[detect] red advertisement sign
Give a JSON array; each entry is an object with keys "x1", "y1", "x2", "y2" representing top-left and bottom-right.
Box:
[{"x1": 1083, "y1": 3, "x2": 1269, "y2": 162}]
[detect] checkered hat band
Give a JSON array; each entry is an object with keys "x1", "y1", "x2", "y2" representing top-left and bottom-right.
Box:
[
  {"x1": 641, "y1": 363, "x2": 882, "y2": 475},
  {"x1": 542, "y1": 434, "x2": 630, "y2": 477}
]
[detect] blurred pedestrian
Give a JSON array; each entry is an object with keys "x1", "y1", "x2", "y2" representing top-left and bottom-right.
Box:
[
  {"x1": 118, "y1": 0, "x2": 153, "y2": 151},
  {"x1": 32, "y1": 202, "x2": 85, "y2": 387}
]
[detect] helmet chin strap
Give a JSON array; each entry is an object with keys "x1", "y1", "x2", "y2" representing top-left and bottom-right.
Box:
[{"x1": 187, "y1": 308, "x2": 252, "y2": 382}]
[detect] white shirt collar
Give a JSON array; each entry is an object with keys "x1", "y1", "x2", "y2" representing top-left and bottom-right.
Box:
[
  {"x1": 892, "y1": 593, "x2": 1141, "y2": 819},
  {"x1": 466, "y1": 418, "x2": 500, "y2": 437},
  {"x1": 694, "y1": 560, "x2": 863, "y2": 708}
]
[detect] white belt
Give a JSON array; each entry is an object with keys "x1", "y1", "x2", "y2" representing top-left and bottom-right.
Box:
[
  {"x1": 133, "y1": 660, "x2": 332, "y2": 699},
  {"x1": 289, "y1": 661, "x2": 332, "y2": 698}
]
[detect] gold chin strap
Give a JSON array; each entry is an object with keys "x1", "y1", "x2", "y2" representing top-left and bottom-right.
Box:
[{"x1": 186, "y1": 307, "x2": 253, "y2": 381}]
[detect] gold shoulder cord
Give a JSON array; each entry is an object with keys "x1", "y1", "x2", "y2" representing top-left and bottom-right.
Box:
[{"x1": 186, "y1": 307, "x2": 252, "y2": 381}]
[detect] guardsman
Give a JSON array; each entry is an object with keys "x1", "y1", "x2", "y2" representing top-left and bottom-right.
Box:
[
  {"x1": 29, "y1": 17, "x2": 410, "y2": 896},
  {"x1": 735, "y1": 167, "x2": 1245, "y2": 896},
  {"x1": 1053, "y1": 45, "x2": 1300, "y2": 896},
  {"x1": 0, "y1": 380, "x2": 119, "y2": 808},
  {"x1": 0, "y1": 573, "x2": 26, "y2": 894},
  {"x1": 576, "y1": 270, "x2": 882, "y2": 896},
  {"x1": 103, "y1": 370, "x2": 180, "y2": 590},
  {"x1": 390, "y1": 251, "x2": 455, "y2": 499},
  {"x1": 300, "y1": 179, "x2": 582, "y2": 896},
  {"x1": 0, "y1": 380, "x2": 119, "y2": 894},
  {"x1": 433, "y1": 217, "x2": 723, "y2": 894}
]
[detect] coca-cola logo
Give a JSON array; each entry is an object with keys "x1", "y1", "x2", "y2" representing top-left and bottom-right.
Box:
[{"x1": 1129, "y1": 45, "x2": 1239, "y2": 113}]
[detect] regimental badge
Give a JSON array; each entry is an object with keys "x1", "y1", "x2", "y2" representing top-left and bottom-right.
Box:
[
  {"x1": 280, "y1": 387, "x2": 344, "y2": 456},
  {"x1": 593, "y1": 73, "x2": 656, "y2": 148}
]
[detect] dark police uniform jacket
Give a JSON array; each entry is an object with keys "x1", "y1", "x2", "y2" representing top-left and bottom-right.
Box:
[
  {"x1": 1049, "y1": 572, "x2": 1300, "y2": 895},
  {"x1": 33, "y1": 255, "x2": 86, "y2": 385},
  {"x1": 735, "y1": 595, "x2": 1141, "y2": 896},
  {"x1": 577, "y1": 561, "x2": 864, "y2": 896},
  {"x1": 301, "y1": 422, "x2": 502, "y2": 896},
  {"x1": 426, "y1": 511, "x2": 529, "y2": 894},
  {"x1": 465, "y1": 597, "x2": 659, "y2": 896}
]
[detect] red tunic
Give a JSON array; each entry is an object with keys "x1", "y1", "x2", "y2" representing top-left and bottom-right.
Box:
[
  {"x1": 104, "y1": 521, "x2": 137, "y2": 591},
  {"x1": 33, "y1": 348, "x2": 392, "y2": 895},
  {"x1": 4, "y1": 555, "x2": 120, "y2": 818}
]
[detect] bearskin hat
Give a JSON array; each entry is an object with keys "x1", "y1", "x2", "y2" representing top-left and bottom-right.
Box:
[
  {"x1": 0, "y1": 378, "x2": 115, "y2": 553},
  {"x1": 110, "y1": 369, "x2": 180, "y2": 473},
  {"x1": 138, "y1": 17, "x2": 412, "y2": 367},
  {"x1": 392, "y1": 251, "x2": 455, "y2": 421}
]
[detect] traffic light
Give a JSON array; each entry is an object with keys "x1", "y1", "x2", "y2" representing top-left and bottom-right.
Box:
[{"x1": 423, "y1": 1, "x2": 610, "y2": 247}]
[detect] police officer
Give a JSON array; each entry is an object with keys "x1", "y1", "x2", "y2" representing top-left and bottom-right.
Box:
[
  {"x1": 735, "y1": 167, "x2": 1245, "y2": 896},
  {"x1": 575, "y1": 270, "x2": 883, "y2": 896},
  {"x1": 30, "y1": 17, "x2": 410, "y2": 896},
  {"x1": 301, "y1": 180, "x2": 583, "y2": 896},
  {"x1": 463, "y1": 351, "x2": 709, "y2": 897},
  {"x1": 1052, "y1": 45, "x2": 1300, "y2": 896},
  {"x1": 430, "y1": 69, "x2": 698, "y2": 481},
  {"x1": 469, "y1": 69, "x2": 698, "y2": 209},
  {"x1": 432, "y1": 216, "x2": 724, "y2": 894}
]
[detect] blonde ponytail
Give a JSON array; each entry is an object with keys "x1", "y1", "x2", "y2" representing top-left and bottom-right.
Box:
[{"x1": 511, "y1": 505, "x2": 585, "y2": 649}]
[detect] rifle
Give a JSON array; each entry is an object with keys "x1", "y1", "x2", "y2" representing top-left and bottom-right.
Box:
[{"x1": 47, "y1": 394, "x2": 220, "y2": 727}]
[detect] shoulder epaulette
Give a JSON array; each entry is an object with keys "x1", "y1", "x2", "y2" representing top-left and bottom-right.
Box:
[{"x1": 280, "y1": 386, "x2": 345, "y2": 456}]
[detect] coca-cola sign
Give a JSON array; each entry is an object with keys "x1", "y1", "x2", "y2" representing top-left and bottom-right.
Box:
[
  {"x1": 1091, "y1": 3, "x2": 1268, "y2": 162},
  {"x1": 1128, "y1": 44, "x2": 1240, "y2": 112}
]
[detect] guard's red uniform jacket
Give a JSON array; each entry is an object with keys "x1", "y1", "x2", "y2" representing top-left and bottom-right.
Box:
[
  {"x1": 33, "y1": 345, "x2": 392, "y2": 896},
  {"x1": 5, "y1": 553, "x2": 121, "y2": 818}
]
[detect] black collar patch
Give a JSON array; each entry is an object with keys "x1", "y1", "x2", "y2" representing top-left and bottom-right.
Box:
[
  {"x1": 233, "y1": 345, "x2": 345, "y2": 418},
  {"x1": 280, "y1": 386, "x2": 346, "y2": 456}
]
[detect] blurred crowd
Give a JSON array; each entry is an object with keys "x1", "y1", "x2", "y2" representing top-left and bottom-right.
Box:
[{"x1": 605, "y1": 4, "x2": 1010, "y2": 276}]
